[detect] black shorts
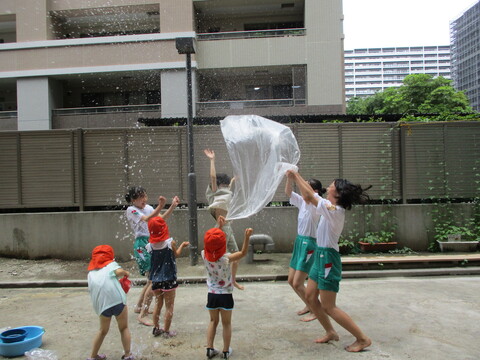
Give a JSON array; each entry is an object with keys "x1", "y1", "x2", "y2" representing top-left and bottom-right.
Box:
[
  {"x1": 152, "y1": 279, "x2": 178, "y2": 292},
  {"x1": 101, "y1": 303, "x2": 125, "y2": 317},
  {"x1": 206, "y1": 293, "x2": 234, "y2": 310}
]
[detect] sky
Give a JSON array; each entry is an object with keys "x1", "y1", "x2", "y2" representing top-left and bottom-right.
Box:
[{"x1": 342, "y1": 0, "x2": 479, "y2": 50}]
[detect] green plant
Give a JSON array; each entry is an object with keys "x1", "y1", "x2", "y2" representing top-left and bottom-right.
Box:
[
  {"x1": 359, "y1": 231, "x2": 395, "y2": 244},
  {"x1": 338, "y1": 236, "x2": 359, "y2": 255},
  {"x1": 388, "y1": 247, "x2": 417, "y2": 255},
  {"x1": 433, "y1": 224, "x2": 479, "y2": 243}
]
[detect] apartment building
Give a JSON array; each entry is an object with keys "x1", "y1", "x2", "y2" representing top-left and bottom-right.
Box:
[
  {"x1": 344, "y1": 46, "x2": 451, "y2": 100},
  {"x1": 450, "y1": 1, "x2": 480, "y2": 112},
  {"x1": 0, "y1": 0, "x2": 345, "y2": 131}
]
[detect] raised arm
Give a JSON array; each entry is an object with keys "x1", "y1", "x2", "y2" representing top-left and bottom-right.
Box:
[
  {"x1": 172, "y1": 240, "x2": 190, "y2": 258},
  {"x1": 143, "y1": 196, "x2": 167, "y2": 222},
  {"x1": 229, "y1": 227, "x2": 253, "y2": 262},
  {"x1": 204, "y1": 149, "x2": 218, "y2": 192},
  {"x1": 287, "y1": 170, "x2": 318, "y2": 207},
  {"x1": 285, "y1": 173, "x2": 293, "y2": 198},
  {"x1": 161, "y1": 196, "x2": 179, "y2": 220}
]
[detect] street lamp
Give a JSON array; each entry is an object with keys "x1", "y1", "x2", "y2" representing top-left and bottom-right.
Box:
[{"x1": 175, "y1": 37, "x2": 198, "y2": 265}]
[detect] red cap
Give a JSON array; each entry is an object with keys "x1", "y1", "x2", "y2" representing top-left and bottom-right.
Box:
[
  {"x1": 204, "y1": 228, "x2": 227, "y2": 262},
  {"x1": 88, "y1": 245, "x2": 115, "y2": 271},
  {"x1": 148, "y1": 216, "x2": 170, "y2": 243}
]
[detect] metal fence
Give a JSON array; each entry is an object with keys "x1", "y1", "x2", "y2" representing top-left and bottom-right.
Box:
[{"x1": 0, "y1": 121, "x2": 478, "y2": 210}]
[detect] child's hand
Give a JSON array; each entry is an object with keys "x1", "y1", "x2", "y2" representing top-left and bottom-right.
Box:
[
  {"x1": 158, "y1": 196, "x2": 166, "y2": 206},
  {"x1": 217, "y1": 215, "x2": 226, "y2": 228},
  {"x1": 181, "y1": 241, "x2": 190, "y2": 249},
  {"x1": 172, "y1": 196, "x2": 180, "y2": 207},
  {"x1": 286, "y1": 170, "x2": 296, "y2": 179},
  {"x1": 204, "y1": 149, "x2": 215, "y2": 159},
  {"x1": 245, "y1": 228, "x2": 253, "y2": 237},
  {"x1": 123, "y1": 270, "x2": 130, "y2": 278}
]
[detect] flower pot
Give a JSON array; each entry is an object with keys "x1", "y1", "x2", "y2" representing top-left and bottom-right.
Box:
[{"x1": 358, "y1": 242, "x2": 397, "y2": 252}]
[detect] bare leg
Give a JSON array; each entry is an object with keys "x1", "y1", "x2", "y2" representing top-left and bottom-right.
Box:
[
  {"x1": 288, "y1": 267, "x2": 307, "y2": 315},
  {"x1": 115, "y1": 306, "x2": 132, "y2": 357},
  {"x1": 137, "y1": 281, "x2": 154, "y2": 326},
  {"x1": 319, "y1": 290, "x2": 371, "y2": 352},
  {"x1": 220, "y1": 309, "x2": 233, "y2": 352},
  {"x1": 305, "y1": 278, "x2": 339, "y2": 343},
  {"x1": 90, "y1": 315, "x2": 111, "y2": 358},
  {"x1": 231, "y1": 261, "x2": 244, "y2": 290},
  {"x1": 163, "y1": 290, "x2": 176, "y2": 333},
  {"x1": 288, "y1": 268, "x2": 316, "y2": 321},
  {"x1": 152, "y1": 291, "x2": 164, "y2": 329},
  {"x1": 135, "y1": 280, "x2": 148, "y2": 312},
  {"x1": 207, "y1": 309, "x2": 220, "y2": 349}
]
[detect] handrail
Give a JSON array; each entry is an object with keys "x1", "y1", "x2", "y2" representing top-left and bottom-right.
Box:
[
  {"x1": 52, "y1": 104, "x2": 161, "y2": 115},
  {"x1": 197, "y1": 28, "x2": 306, "y2": 41},
  {"x1": 0, "y1": 111, "x2": 17, "y2": 119},
  {"x1": 197, "y1": 99, "x2": 305, "y2": 109}
]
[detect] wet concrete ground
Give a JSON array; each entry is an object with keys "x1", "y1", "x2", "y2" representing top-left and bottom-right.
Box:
[{"x1": 1, "y1": 276, "x2": 479, "y2": 359}]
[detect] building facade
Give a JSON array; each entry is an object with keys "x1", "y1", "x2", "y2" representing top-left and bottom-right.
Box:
[
  {"x1": 450, "y1": 1, "x2": 480, "y2": 112},
  {"x1": 0, "y1": 0, "x2": 345, "y2": 131},
  {"x1": 344, "y1": 46, "x2": 451, "y2": 100}
]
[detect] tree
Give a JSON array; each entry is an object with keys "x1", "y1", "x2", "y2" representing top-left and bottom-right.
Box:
[{"x1": 347, "y1": 74, "x2": 472, "y2": 115}]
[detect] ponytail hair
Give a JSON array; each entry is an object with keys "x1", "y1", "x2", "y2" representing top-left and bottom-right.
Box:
[
  {"x1": 333, "y1": 179, "x2": 371, "y2": 210},
  {"x1": 125, "y1": 186, "x2": 146, "y2": 203},
  {"x1": 307, "y1": 178, "x2": 326, "y2": 196}
]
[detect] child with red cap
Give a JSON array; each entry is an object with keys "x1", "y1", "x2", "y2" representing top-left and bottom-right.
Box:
[
  {"x1": 147, "y1": 198, "x2": 190, "y2": 338},
  {"x1": 87, "y1": 245, "x2": 134, "y2": 360},
  {"x1": 202, "y1": 216, "x2": 253, "y2": 359}
]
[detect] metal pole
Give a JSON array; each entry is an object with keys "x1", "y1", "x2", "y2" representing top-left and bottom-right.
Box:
[{"x1": 186, "y1": 52, "x2": 198, "y2": 265}]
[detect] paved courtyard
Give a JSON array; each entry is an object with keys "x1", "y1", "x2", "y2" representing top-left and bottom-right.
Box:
[{"x1": 1, "y1": 276, "x2": 479, "y2": 359}]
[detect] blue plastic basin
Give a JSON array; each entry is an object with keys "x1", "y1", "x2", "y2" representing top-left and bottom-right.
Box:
[{"x1": 0, "y1": 326, "x2": 45, "y2": 357}]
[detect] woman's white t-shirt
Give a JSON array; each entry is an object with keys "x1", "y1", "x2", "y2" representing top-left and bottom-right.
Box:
[
  {"x1": 289, "y1": 191, "x2": 320, "y2": 238},
  {"x1": 314, "y1": 196, "x2": 345, "y2": 251},
  {"x1": 125, "y1": 204, "x2": 154, "y2": 238}
]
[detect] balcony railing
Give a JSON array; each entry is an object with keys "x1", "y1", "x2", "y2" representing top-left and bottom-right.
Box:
[
  {"x1": 52, "y1": 104, "x2": 161, "y2": 115},
  {"x1": 197, "y1": 99, "x2": 306, "y2": 110},
  {"x1": 0, "y1": 111, "x2": 17, "y2": 119},
  {"x1": 197, "y1": 28, "x2": 306, "y2": 41}
]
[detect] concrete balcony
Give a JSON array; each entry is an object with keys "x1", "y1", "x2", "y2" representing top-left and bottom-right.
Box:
[{"x1": 52, "y1": 104, "x2": 161, "y2": 129}]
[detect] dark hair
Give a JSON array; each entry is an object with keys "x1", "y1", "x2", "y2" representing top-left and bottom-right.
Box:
[
  {"x1": 216, "y1": 173, "x2": 231, "y2": 187},
  {"x1": 307, "y1": 178, "x2": 326, "y2": 195},
  {"x1": 125, "y1": 186, "x2": 146, "y2": 203},
  {"x1": 333, "y1": 179, "x2": 371, "y2": 210}
]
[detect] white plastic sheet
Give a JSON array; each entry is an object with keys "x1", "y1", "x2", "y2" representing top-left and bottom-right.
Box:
[{"x1": 220, "y1": 115, "x2": 300, "y2": 220}]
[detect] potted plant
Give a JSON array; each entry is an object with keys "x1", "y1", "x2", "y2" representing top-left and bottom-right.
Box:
[
  {"x1": 434, "y1": 225, "x2": 479, "y2": 252},
  {"x1": 358, "y1": 231, "x2": 397, "y2": 252},
  {"x1": 338, "y1": 236, "x2": 356, "y2": 255}
]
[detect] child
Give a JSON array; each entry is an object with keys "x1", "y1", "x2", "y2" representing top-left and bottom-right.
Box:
[
  {"x1": 285, "y1": 174, "x2": 326, "y2": 322},
  {"x1": 147, "y1": 196, "x2": 190, "y2": 338},
  {"x1": 287, "y1": 170, "x2": 372, "y2": 352},
  {"x1": 87, "y1": 245, "x2": 134, "y2": 360},
  {"x1": 202, "y1": 216, "x2": 253, "y2": 359},
  {"x1": 125, "y1": 186, "x2": 166, "y2": 326},
  {"x1": 203, "y1": 149, "x2": 243, "y2": 290}
]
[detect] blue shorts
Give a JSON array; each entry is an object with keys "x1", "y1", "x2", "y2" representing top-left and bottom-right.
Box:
[
  {"x1": 101, "y1": 303, "x2": 125, "y2": 317},
  {"x1": 206, "y1": 293, "x2": 234, "y2": 310},
  {"x1": 308, "y1": 246, "x2": 342, "y2": 293}
]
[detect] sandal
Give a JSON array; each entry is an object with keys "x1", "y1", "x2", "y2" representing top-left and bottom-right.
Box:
[
  {"x1": 152, "y1": 327, "x2": 164, "y2": 337},
  {"x1": 121, "y1": 355, "x2": 135, "y2": 360},
  {"x1": 86, "y1": 355, "x2": 106, "y2": 360}
]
